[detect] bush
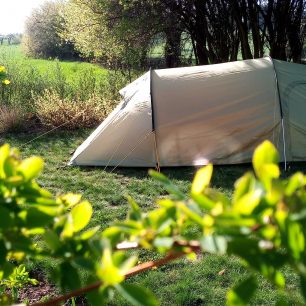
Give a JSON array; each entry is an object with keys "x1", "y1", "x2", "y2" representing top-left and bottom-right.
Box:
[
  {"x1": 2, "y1": 141, "x2": 306, "y2": 306},
  {"x1": 34, "y1": 89, "x2": 116, "y2": 129},
  {"x1": 0, "y1": 105, "x2": 26, "y2": 133}
]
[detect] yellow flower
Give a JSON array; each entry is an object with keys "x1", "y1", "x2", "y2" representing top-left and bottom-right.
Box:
[
  {"x1": 0, "y1": 66, "x2": 6, "y2": 73},
  {"x1": 2, "y1": 79, "x2": 10, "y2": 85}
]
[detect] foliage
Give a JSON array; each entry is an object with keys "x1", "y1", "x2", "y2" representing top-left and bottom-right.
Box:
[
  {"x1": 0, "y1": 65, "x2": 10, "y2": 86},
  {"x1": 2, "y1": 140, "x2": 306, "y2": 305},
  {"x1": 22, "y1": 1, "x2": 78, "y2": 60},
  {"x1": 0, "y1": 265, "x2": 38, "y2": 303},
  {"x1": 0, "y1": 46, "x2": 133, "y2": 131},
  {"x1": 62, "y1": 0, "x2": 154, "y2": 70},
  {"x1": 34, "y1": 89, "x2": 116, "y2": 129}
]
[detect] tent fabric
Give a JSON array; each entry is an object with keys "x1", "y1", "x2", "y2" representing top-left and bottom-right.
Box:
[
  {"x1": 70, "y1": 57, "x2": 304, "y2": 167},
  {"x1": 273, "y1": 60, "x2": 306, "y2": 161},
  {"x1": 70, "y1": 72, "x2": 156, "y2": 167}
]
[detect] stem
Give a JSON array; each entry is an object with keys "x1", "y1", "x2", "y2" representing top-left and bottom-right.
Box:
[{"x1": 30, "y1": 241, "x2": 201, "y2": 306}]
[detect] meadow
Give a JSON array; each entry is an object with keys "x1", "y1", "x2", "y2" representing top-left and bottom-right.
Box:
[{"x1": 0, "y1": 44, "x2": 303, "y2": 305}]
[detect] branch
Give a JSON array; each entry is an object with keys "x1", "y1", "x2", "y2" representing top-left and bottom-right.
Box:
[{"x1": 30, "y1": 241, "x2": 201, "y2": 306}]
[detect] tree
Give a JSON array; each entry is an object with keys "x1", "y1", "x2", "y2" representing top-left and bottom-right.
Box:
[{"x1": 22, "y1": 1, "x2": 78, "y2": 59}]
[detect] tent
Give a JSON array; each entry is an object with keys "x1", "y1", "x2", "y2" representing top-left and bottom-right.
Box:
[{"x1": 69, "y1": 57, "x2": 306, "y2": 168}]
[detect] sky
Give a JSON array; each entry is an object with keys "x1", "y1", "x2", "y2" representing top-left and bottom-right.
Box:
[{"x1": 0, "y1": 0, "x2": 48, "y2": 34}]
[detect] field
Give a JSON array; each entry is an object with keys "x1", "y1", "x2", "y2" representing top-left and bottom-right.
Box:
[
  {"x1": 0, "y1": 45, "x2": 108, "y2": 81},
  {"x1": 0, "y1": 44, "x2": 304, "y2": 305}
]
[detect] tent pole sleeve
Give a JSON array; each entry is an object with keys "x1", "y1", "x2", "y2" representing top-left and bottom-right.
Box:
[
  {"x1": 150, "y1": 68, "x2": 161, "y2": 171},
  {"x1": 270, "y1": 57, "x2": 287, "y2": 171}
]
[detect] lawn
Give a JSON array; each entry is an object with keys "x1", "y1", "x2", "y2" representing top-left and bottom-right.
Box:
[{"x1": 2, "y1": 129, "x2": 303, "y2": 305}]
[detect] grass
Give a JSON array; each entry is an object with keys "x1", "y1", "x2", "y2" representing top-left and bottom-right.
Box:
[
  {"x1": 2, "y1": 130, "x2": 303, "y2": 305},
  {"x1": 0, "y1": 45, "x2": 108, "y2": 81}
]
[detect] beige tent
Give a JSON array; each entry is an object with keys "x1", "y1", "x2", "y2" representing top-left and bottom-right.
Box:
[{"x1": 70, "y1": 57, "x2": 306, "y2": 168}]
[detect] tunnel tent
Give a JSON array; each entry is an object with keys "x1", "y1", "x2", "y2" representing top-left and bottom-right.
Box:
[{"x1": 69, "y1": 57, "x2": 306, "y2": 168}]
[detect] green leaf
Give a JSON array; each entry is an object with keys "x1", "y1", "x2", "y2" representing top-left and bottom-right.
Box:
[
  {"x1": 286, "y1": 172, "x2": 305, "y2": 196},
  {"x1": 19, "y1": 208, "x2": 54, "y2": 228},
  {"x1": 60, "y1": 193, "x2": 82, "y2": 208},
  {"x1": 71, "y1": 201, "x2": 93, "y2": 232},
  {"x1": 233, "y1": 189, "x2": 263, "y2": 215},
  {"x1": 287, "y1": 221, "x2": 305, "y2": 260},
  {"x1": 233, "y1": 172, "x2": 256, "y2": 203},
  {"x1": 60, "y1": 262, "x2": 81, "y2": 290},
  {"x1": 79, "y1": 226, "x2": 100, "y2": 240},
  {"x1": 127, "y1": 196, "x2": 142, "y2": 221},
  {"x1": 191, "y1": 164, "x2": 213, "y2": 194},
  {"x1": 226, "y1": 275, "x2": 257, "y2": 306},
  {"x1": 200, "y1": 235, "x2": 227, "y2": 254},
  {"x1": 252, "y1": 141, "x2": 280, "y2": 184},
  {"x1": 228, "y1": 239, "x2": 286, "y2": 287},
  {"x1": 0, "y1": 144, "x2": 10, "y2": 179},
  {"x1": 62, "y1": 201, "x2": 93, "y2": 237},
  {"x1": 149, "y1": 170, "x2": 185, "y2": 200},
  {"x1": 43, "y1": 230, "x2": 61, "y2": 251},
  {"x1": 17, "y1": 156, "x2": 44, "y2": 181},
  {"x1": 115, "y1": 283, "x2": 159, "y2": 306}
]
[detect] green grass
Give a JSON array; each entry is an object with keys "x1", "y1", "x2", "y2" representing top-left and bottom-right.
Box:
[
  {"x1": 2, "y1": 130, "x2": 303, "y2": 305},
  {"x1": 0, "y1": 45, "x2": 108, "y2": 81}
]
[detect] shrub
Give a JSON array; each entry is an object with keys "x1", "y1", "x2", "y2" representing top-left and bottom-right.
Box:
[
  {"x1": 0, "y1": 105, "x2": 25, "y2": 133},
  {"x1": 2, "y1": 141, "x2": 306, "y2": 306},
  {"x1": 33, "y1": 89, "x2": 116, "y2": 129}
]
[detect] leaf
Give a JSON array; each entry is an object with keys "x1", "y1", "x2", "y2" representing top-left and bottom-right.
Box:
[
  {"x1": 200, "y1": 235, "x2": 227, "y2": 254},
  {"x1": 0, "y1": 144, "x2": 10, "y2": 179},
  {"x1": 60, "y1": 193, "x2": 82, "y2": 208},
  {"x1": 149, "y1": 170, "x2": 185, "y2": 200},
  {"x1": 233, "y1": 172, "x2": 256, "y2": 203},
  {"x1": 228, "y1": 239, "x2": 286, "y2": 287},
  {"x1": 19, "y1": 208, "x2": 54, "y2": 228},
  {"x1": 226, "y1": 275, "x2": 257, "y2": 306},
  {"x1": 177, "y1": 202, "x2": 204, "y2": 225},
  {"x1": 286, "y1": 172, "x2": 305, "y2": 196},
  {"x1": 191, "y1": 164, "x2": 213, "y2": 194},
  {"x1": 127, "y1": 196, "x2": 142, "y2": 221},
  {"x1": 79, "y1": 226, "x2": 100, "y2": 240},
  {"x1": 60, "y1": 262, "x2": 81, "y2": 290},
  {"x1": 252, "y1": 141, "x2": 279, "y2": 184},
  {"x1": 98, "y1": 248, "x2": 124, "y2": 286},
  {"x1": 71, "y1": 200, "x2": 93, "y2": 232},
  {"x1": 17, "y1": 156, "x2": 44, "y2": 181},
  {"x1": 287, "y1": 221, "x2": 305, "y2": 260},
  {"x1": 115, "y1": 283, "x2": 159, "y2": 306},
  {"x1": 43, "y1": 230, "x2": 61, "y2": 251},
  {"x1": 233, "y1": 188, "x2": 263, "y2": 215}
]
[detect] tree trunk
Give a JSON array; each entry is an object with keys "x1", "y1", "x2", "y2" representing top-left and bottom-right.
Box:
[{"x1": 164, "y1": 29, "x2": 182, "y2": 68}]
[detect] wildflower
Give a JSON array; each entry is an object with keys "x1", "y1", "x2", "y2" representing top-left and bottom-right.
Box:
[
  {"x1": 0, "y1": 66, "x2": 6, "y2": 73},
  {"x1": 2, "y1": 79, "x2": 10, "y2": 85}
]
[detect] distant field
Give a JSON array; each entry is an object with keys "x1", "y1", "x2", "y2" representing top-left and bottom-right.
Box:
[{"x1": 0, "y1": 44, "x2": 108, "y2": 81}]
